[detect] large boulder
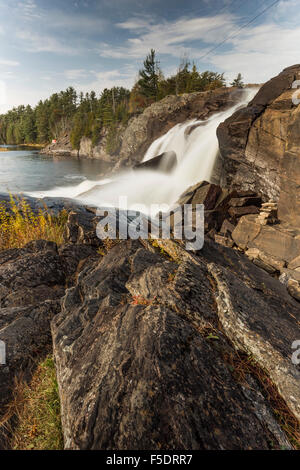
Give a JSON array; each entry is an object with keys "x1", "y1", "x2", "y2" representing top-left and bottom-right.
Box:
[
  {"x1": 52, "y1": 238, "x2": 299, "y2": 450},
  {"x1": 134, "y1": 151, "x2": 177, "y2": 173},
  {"x1": 217, "y1": 65, "x2": 300, "y2": 208},
  {"x1": 232, "y1": 214, "x2": 300, "y2": 263}
]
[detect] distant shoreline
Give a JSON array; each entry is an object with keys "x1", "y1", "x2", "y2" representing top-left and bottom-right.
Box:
[
  {"x1": 20, "y1": 143, "x2": 45, "y2": 148},
  {"x1": 0, "y1": 143, "x2": 45, "y2": 150}
]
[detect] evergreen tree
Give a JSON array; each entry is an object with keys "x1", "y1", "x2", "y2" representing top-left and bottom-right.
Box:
[
  {"x1": 231, "y1": 73, "x2": 244, "y2": 88},
  {"x1": 138, "y1": 49, "x2": 160, "y2": 101}
]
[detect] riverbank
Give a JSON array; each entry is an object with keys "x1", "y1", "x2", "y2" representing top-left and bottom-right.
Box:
[
  {"x1": 0, "y1": 143, "x2": 45, "y2": 150},
  {"x1": 21, "y1": 143, "x2": 45, "y2": 148}
]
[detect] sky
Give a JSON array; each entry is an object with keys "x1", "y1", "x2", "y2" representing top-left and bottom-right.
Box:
[{"x1": 0, "y1": 0, "x2": 299, "y2": 112}]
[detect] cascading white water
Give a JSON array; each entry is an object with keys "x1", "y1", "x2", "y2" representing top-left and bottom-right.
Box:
[{"x1": 29, "y1": 88, "x2": 257, "y2": 212}]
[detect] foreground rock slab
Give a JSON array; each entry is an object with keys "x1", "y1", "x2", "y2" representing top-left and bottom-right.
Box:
[{"x1": 52, "y1": 239, "x2": 298, "y2": 450}]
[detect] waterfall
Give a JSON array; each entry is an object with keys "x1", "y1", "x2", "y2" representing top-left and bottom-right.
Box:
[{"x1": 29, "y1": 88, "x2": 257, "y2": 213}]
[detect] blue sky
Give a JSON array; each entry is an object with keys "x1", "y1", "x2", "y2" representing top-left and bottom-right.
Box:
[{"x1": 0, "y1": 0, "x2": 299, "y2": 112}]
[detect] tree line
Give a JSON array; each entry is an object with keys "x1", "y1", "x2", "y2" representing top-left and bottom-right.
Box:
[{"x1": 0, "y1": 50, "x2": 244, "y2": 154}]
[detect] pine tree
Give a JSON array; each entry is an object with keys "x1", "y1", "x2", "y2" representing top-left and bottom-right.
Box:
[
  {"x1": 138, "y1": 49, "x2": 160, "y2": 102},
  {"x1": 231, "y1": 73, "x2": 244, "y2": 88}
]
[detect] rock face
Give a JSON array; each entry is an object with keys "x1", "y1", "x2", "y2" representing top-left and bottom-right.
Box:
[
  {"x1": 40, "y1": 133, "x2": 77, "y2": 158},
  {"x1": 52, "y1": 235, "x2": 299, "y2": 450},
  {"x1": 217, "y1": 65, "x2": 300, "y2": 211},
  {"x1": 41, "y1": 128, "x2": 120, "y2": 164}
]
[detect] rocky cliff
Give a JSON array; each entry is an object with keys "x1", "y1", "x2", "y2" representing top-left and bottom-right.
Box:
[
  {"x1": 40, "y1": 127, "x2": 115, "y2": 163},
  {"x1": 217, "y1": 64, "x2": 300, "y2": 227}
]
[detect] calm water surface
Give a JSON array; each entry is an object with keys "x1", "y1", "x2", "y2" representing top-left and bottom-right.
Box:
[{"x1": 0, "y1": 145, "x2": 111, "y2": 194}]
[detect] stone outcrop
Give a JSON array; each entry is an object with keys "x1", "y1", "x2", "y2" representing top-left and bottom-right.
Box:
[
  {"x1": 174, "y1": 180, "x2": 300, "y2": 303},
  {"x1": 40, "y1": 128, "x2": 120, "y2": 164},
  {"x1": 40, "y1": 133, "x2": 77, "y2": 158},
  {"x1": 174, "y1": 181, "x2": 263, "y2": 239},
  {"x1": 51, "y1": 235, "x2": 299, "y2": 450},
  {"x1": 217, "y1": 64, "x2": 300, "y2": 226}
]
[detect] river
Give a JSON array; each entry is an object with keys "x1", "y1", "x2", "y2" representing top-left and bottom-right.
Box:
[{"x1": 0, "y1": 145, "x2": 111, "y2": 194}]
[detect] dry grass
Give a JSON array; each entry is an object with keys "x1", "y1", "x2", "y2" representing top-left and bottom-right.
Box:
[
  {"x1": 224, "y1": 351, "x2": 300, "y2": 449},
  {"x1": 0, "y1": 195, "x2": 67, "y2": 250},
  {"x1": 9, "y1": 356, "x2": 63, "y2": 450}
]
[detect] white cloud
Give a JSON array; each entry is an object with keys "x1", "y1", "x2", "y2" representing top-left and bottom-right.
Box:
[
  {"x1": 74, "y1": 69, "x2": 134, "y2": 95},
  {"x1": 17, "y1": 0, "x2": 41, "y2": 19},
  {"x1": 16, "y1": 30, "x2": 80, "y2": 55},
  {"x1": 98, "y1": 13, "x2": 237, "y2": 59},
  {"x1": 10, "y1": 1, "x2": 107, "y2": 57},
  {"x1": 0, "y1": 59, "x2": 20, "y2": 67},
  {"x1": 15, "y1": 1, "x2": 107, "y2": 32},
  {"x1": 97, "y1": 3, "x2": 300, "y2": 85},
  {"x1": 207, "y1": 22, "x2": 300, "y2": 83}
]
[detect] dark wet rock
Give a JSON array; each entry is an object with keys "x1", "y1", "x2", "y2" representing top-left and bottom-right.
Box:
[
  {"x1": 134, "y1": 151, "x2": 177, "y2": 173},
  {"x1": 229, "y1": 196, "x2": 262, "y2": 207},
  {"x1": 64, "y1": 208, "x2": 102, "y2": 247},
  {"x1": 0, "y1": 240, "x2": 65, "y2": 308},
  {"x1": 177, "y1": 181, "x2": 222, "y2": 209},
  {"x1": 228, "y1": 205, "x2": 260, "y2": 218}
]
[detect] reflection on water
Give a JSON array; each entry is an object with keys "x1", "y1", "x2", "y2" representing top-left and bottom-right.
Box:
[{"x1": 0, "y1": 145, "x2": 111, "y2": 193}]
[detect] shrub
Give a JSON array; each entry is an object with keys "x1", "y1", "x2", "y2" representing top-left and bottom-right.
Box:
[{"x1": 0, "y1": 196, "x2": 68, "y2": 250}]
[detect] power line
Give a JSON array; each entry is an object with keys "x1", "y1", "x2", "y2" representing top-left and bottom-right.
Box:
[
  {"x1": 189, "y1": 0, "x2": 243, "y2": 20},
  {"x1": 167, "y1": 0, "x2": 243, "y2": 27},
  {"x1": 192, "y1": 0, "x2": 246, "y2": 44},
  {"x1": 198, "y1": 0, "x2": 281, "y2": 62}
]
